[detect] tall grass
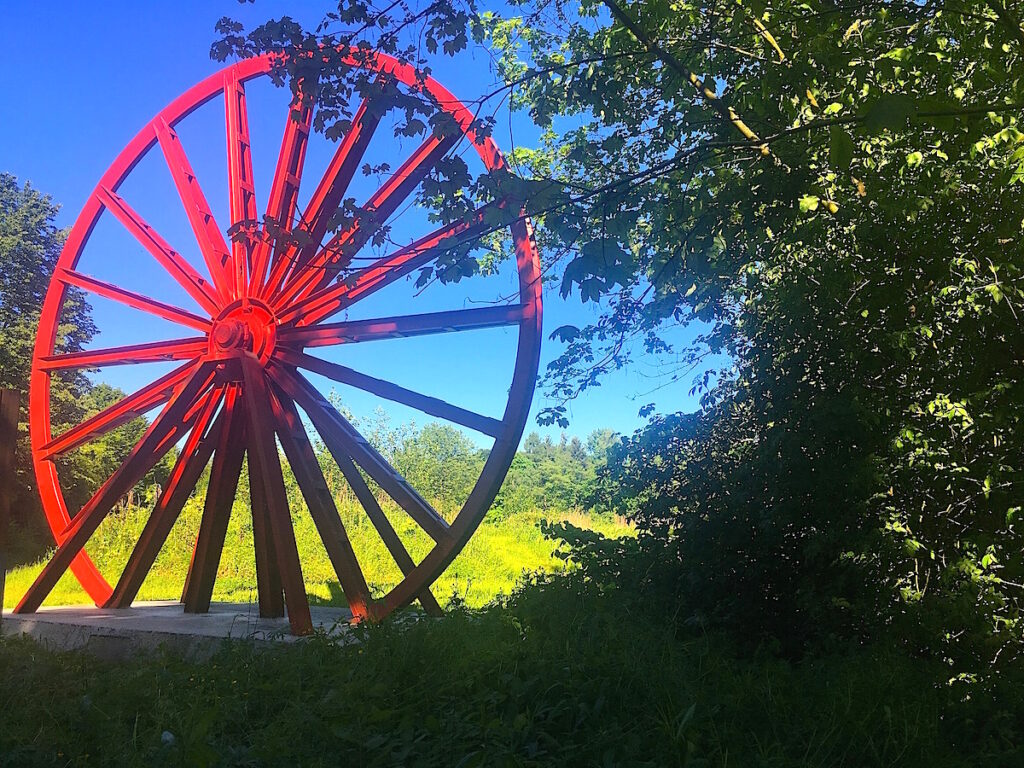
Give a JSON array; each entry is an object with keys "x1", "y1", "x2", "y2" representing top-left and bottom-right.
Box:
[
  {"x1": 2, "y1": 485, "x2": 631, "y2": 610},
  {"x1": 2, "y1": 570, "x2": 1021, "y2": 766}
]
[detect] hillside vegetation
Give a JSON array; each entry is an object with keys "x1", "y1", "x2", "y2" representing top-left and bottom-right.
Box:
[{"x1": 3, "y1": 499, "x2": 628, "y2": 610}]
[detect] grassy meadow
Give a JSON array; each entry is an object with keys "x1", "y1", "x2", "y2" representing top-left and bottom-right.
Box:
[
  {"x1": 4, "y1": 569, "x2": 1022, "y2": 766},
  {"x1": 2, "y1": 482, "x2": 631, "y2": 611},
  {"x1": 3, "y1": 439, "x2": 1020, "y2": 767}
]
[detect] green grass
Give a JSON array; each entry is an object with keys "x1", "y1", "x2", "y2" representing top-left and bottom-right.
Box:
[
  {"x1": 3, "y1": 488, "x2": 631, "y2": 610},
  {"x1": 10, "y1": 489, "x2": 1020, "y2": 765},
  {"x1": 2, "y1": 572, "x2": 1021, "y2": 766}
]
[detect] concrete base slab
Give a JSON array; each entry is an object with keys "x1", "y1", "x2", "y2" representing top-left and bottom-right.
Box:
[{"x1": 0, "y1": 601, "x2": 354, "y2": 660}]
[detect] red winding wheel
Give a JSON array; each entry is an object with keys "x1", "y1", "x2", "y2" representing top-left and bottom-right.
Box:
[{"x1": 19, "y1": 51, "x2": 542, "y2": 634}]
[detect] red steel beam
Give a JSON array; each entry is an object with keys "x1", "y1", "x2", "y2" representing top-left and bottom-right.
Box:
[
  {"x1": 279, "y1": 304, "x2": 527, "y2": 348},
  {"x1": 283, "y1": 371, "x2": 442, "y2": 616},
  {"x1": 271, "y1": 363, "x2": 450, "y2": 543},
  {"x1": 225, "y1": 71, "x2": 258, "y2": 298},
  {"x1": 58, "y1": 269, "x2": 212, "y2": 332},
  {"x1": 38, "y1": 358, "x2": 200, "y2": 460},
  {"x1": 272, "y1": 133, "x2": 456, "y2": 310},
  {"x1": 247, "y1": 442, "x2": 285, "y2": 619},
  {"x1": 182, "y1": 386, "x2": 247, "y2": 613},
  {"x1": 276, "y1": 205, "x2": 493, "y2": 327},
  {"x1": 288, "y1": 101, "x2": 379, "y2": 272},
  {"x1": 37, "y1": 337, "x2": 208, "y2": 371},
  {"x1": 241, "y1": 356, "x2": 313, "y2": 634},
  {"x1": 269, "y1": 381, "x2": 373, "y2": 620},
  {"x1": 105, "y1": 386, "x2": 225, "y2": 608},
  {"x1": 15, "y1": 362, "x2": 218, "y2": 614},
  {"x1": 250, "y1": 86, "x2": 316, "y2": 293},
  {"x1": 261, "y1": 100, "x2": 380, "y2": 301},
  {"x1": 276, "y1": 348, "x2": 503, "y2": 437},
  {"x1": 155, "y1": 118, "x2": 234, "y2": 303},
  {"x1": 97, "y1": 186, "x2": 221, "y2": 315}
]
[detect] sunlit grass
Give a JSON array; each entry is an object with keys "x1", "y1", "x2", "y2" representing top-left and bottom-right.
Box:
[{"x1": 2, "y1": 496, "x2": 632, "y2": 611}]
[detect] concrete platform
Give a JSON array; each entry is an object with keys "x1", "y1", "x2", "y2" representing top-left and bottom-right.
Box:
[{"x1": 0, "y1": 601, "x2": 354, "y2": 660}]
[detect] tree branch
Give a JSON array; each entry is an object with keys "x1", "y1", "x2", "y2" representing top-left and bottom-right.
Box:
[
  {"x1": 747, "y1": 13, "x2": 786, "y2": 62},
  {"x1": 602, "y1": 0, "x2": 767, "y2": 151},
  {"x1": 985, "y1": 0, "x2": 1024, "y2": 47},
  {"x1": 759, "y1": 100, "x2": 1024, "y2": 145}
]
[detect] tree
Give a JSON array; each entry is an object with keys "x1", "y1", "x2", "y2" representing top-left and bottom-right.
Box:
[
  {"x1": 59, "y1": 384, "x2": 161, "y2": 510},
  {"x1": 495, "y1": 430, "x2": 609, "y2": 512},
  {"x1": 219, "y1": 1, "x2": 1024, "y2": 664},
  {"x1": 0, "y1": 174, "x2": 95, "y2": 537},
  {"x1": 585, "y1": 428, "x2": 618, "y2": 461},
  {"x1": 487, "y1": 0, "x2": 1024, "y2": 660},
  {"x1": 393, "y1": 422, "x2": 482, "y2": 513},
  {"x1": 0, "y1": 174, "x2": 163, "y2": 550}
]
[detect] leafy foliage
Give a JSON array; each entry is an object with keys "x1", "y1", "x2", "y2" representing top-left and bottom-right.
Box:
[
  {"x1": 222, "y1": 0, "x2": 1024, "y2": 668},
  {"x1": 485, "y1": 0, "x2": 1024, "y2": 664},
  {"x1": 0, "y1": 174, "x2": 167, "y2": 557},
  {"x1": 0, "y1": 175, "x2": 93, "y2": 516},
  {"x1": 5, "y1": 411, "x2": 630, "y2": 612},
  {"x1": 322, "y1": 406, "x2": 618, "y2": 518}
]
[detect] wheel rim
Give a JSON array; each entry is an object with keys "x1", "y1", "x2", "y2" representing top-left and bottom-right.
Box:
[{"x1": 24, "y1": 51, "x2": 543, "y2": 632}]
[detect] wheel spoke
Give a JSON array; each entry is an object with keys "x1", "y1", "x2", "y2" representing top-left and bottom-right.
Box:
[
  {"x1": 280, "y1": 304, "x2": 528, "y2": 348},
  {"x1": 182, "y1": 386, "x2": 247, "y2": 614},
  {"x1": 97, "y1": 186, "x2": 222, "y2": 315},
  {"x1": 269, "y1": 381, "x2": 373, "y2": 619},
  {"x1": 105, "y1": 386, "x2": 225, "y2": 608},
  {"x1": 276, "y1": 204, "x2": 495, "y2": 327},
  {"x1": 58, "y1": 269, "x2": 212, "y2": 332},
  {"x1": 288, "y1": 374, "x2": 441, "y2": 615},
  {"x1": 155, "y1": 118, "x2": 234, "y2": 302},
  {"x1": 241, "y1": 355, "x2": 313, "y2": 634},
  {"x1": 225, "y1": 71, "x2": 258, "y2": 298},
  {"x1": 272, "y1": 133, "x2": 457, "y2": 310},
  {"x1": 250, "y1": 85, "x2": 317, "y2": 293},
  {"x1": 261, "y1": 100, "x2": 381, "y2": 301},
  {"x1": 277, "y1": 348, "x2": 503, "y2": 438},
  {"x1": 15, "y1": 362, "x2": 218, "y2": 614},
  {"x1": 271, "y1": 363, "x2": 451, "y2": 543},
  {"x1": 39, "y1": 358, "x2": 201, "y2": 460},
  {"x1": 247, "y1": 436, "x2": 285, "y2": 618},
  {"x1": 293, "y1": 100, "x2": 381, "y2": 271},
  {"x1": 37, "y1": 337, "x2": 208, "y2": 371}
]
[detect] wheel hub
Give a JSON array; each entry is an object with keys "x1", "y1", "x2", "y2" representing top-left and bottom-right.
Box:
[{"x1": 209, "y1": 300, "x2": 277, "y2": 364}]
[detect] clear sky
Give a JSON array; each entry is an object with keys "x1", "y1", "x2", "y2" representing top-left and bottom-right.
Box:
[{"x1": 0, "y1": 0, "x2": 719, "y2": 445}]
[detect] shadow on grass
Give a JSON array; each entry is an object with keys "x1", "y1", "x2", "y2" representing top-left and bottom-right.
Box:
[
  {"x1": 2, "y1": 568, "x2": 1022, "y2": 767},
  {"x1": 307, "y1": 579, "x2": 349, "y2": 608}
]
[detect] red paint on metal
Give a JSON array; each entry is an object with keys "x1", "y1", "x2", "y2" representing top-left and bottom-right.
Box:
[
  {"x1": 207, "y1": 299, "x2": 278, "y2": 366},
  {"x1": 25, "y1": 49, "x2": 543, "y2": 629},
  {"x1": 250, "y1": 84, "x2": 315, "y2": 291}
]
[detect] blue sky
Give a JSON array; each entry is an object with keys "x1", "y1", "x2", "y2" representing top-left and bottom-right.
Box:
[{"x1": 0, "y1": 1, "x2": 718, "y2": 445}]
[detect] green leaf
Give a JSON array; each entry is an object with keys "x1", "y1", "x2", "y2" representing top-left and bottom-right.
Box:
[
  {"x1": 550, "y1": 325, "x2": 580, "y2": 342},
  {"x1": 829, "y1": 127, "x2": 855, "y2": 171},
  {"x1": 799, "y1": 195, "x2": 820, "y2": 213},
  {"x1": 861, "y1": 94, "x2": 916, "y2": 134}
]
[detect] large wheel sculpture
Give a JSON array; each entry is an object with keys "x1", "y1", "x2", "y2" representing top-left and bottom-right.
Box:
[{"x1": 17, "y1": 52, "x2": 542, "y2": 634}]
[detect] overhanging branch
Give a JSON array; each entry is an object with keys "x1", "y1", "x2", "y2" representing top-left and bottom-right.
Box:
[{"x1": 602, "y1": 0, "x2": 767, "y2": 151}]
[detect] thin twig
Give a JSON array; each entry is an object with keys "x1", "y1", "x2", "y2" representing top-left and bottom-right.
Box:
[{"x1": 602, "y1": 0, "x2": 768, "y2": 153}]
